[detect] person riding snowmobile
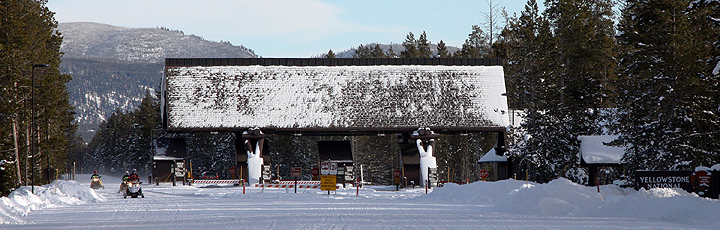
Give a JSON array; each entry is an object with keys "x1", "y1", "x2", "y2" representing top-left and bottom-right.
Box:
[
  {"x1": 118, "y1": 171, "x2": 130, "y2": 193},
  {"x1": 90, "y1": 171, "x2": 104, "y2": 189},
  {"x1": 124, "y1": 169, "x2": 144, "y2": 198},
  {"x1": 129, "y1": 169, "x2": 139, "y2": 182},
  {"x1": 91, "y1": 171, "x2": 100, "y2": 179}
]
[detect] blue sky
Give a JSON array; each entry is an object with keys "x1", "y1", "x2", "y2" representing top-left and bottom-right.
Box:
[{"x1": 48, "y1": 0, "x2": 534, "y2": 57}]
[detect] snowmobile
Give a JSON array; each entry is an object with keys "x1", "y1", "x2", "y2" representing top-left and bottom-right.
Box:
[
  {"x1": 118, "y1": 181, "x2": 129, "y2": 193},
  {"x1": 124, "y1": 181, "x2": 144, "y2": 198},
  {"x1": 90, "y1": 176, "x2": 104, "y2": 189}
]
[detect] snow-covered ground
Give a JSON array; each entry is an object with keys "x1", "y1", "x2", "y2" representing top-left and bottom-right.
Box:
[{"x1": 2, "y1": 174, "x2": 719, "y2": 229}]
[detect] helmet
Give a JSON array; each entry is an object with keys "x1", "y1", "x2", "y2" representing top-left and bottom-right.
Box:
[
  {"x1": 125, "y1": 171, "x2": 129, "y2": 174},
  {"x1": 94, "y1": 170, "x2": 97, "y2": 173},
  {"x1": 132, "y1": 169, "x2": 137, "y2": 173}
]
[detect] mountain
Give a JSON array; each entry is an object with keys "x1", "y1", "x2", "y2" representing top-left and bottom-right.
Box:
[
  {"x1": 58, "y1": 22, "x2": 258, "y2": 62},
  {"x1": 57, "y1": 22, "x2": 259, "y2": 140},
  {"x1": 327, "y1": 43, "x2": 461, "y2": 58}
]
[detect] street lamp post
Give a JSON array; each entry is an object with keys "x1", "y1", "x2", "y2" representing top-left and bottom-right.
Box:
[{"x1": 31, "y1": 63, "x2": 49, "y2": 193}]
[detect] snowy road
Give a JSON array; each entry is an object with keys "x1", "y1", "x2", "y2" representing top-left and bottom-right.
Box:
[{"x1": 4, "y1": 175, "x2": 717, "y2": 229}]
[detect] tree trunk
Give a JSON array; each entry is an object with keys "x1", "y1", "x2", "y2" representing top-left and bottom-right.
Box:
[{"x1": 13, "y1": 118, "x2": 22, "y2": 185}]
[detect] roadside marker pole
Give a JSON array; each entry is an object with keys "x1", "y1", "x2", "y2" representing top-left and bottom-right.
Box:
[
  {"x1": 425, "y1": 180, "x2": 428, "y2": 194},
  {"x1": 242, "y1": 179, "x2": 245, "y2": 194},
  {"x1": 356, "y1": 179, "x2": 359, "y2": 197}
]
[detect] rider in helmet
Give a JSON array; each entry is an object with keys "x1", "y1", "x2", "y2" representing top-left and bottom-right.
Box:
[
  {"x1": 118, "y1": 171, "x2": 131, "y2": 193},
  {"x1": 91, "y1": 170, "x2": 101, "y2": 180},
  {"x1": 122, "y1": 171, "x2": 130, "y2": 182},
  {"x1": 129, "y1": 169, "x2": 139, "y2": 182}
]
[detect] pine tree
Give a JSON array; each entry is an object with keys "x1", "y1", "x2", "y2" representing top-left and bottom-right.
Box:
[
  {"x1": 500, "y1": 0, "x2": 560, "y2": 182},
  {"x1": 325, "y1": 49, "x2": 336, "y2": 58},
  {"x1": 502, "y1": 0, "x2": 562, "y2": 181},
  {"x1": 371, "y1": 44, "x2": 387, "y2": 58},
  {"x1": 417, "y1": 31, "x2": 432, "y2": 58},
  {"x1": 85, "y1": 91, "x2": 160, "y2": 175},
  {"x1": 0, "y1": 0, "x2": 73, "y2": 194},
  {"x1": 386, "y1": 45, "x2": 398, "y2": 58},
  {"x1": 354, "y1": 44, "x2": 371, "y2": 58},
  {"x1": 458, "y1": 25, "x2": 488, "y2": 58},
  {"x1": 354, "y1": 135, "x2": 397, "y2": 185},
  {"x1": 435, "y1": 133, "x2": 495, "y2": 183},
  {"x1": 616, "y1": 0, "x2": 720, "y2": 174},
  {"x1": 436, "y1": 40, "x2": 450, "y2": 58},
  {"x1": 400, "y1": 32, "x2": 419, "y2": 58}
]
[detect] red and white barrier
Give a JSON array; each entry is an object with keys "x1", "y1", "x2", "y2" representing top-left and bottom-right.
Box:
[
  {"x1": 254, "y1": 181, "x2": 336, "y2": 189},
  {"x1": 193, "y1": 179, "x2": 241, "y2": 184}
]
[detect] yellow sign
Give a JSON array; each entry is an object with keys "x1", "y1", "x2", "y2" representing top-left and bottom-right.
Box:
[{"x1": 320, "y1": 175, "x2": 336, "y2": 191}]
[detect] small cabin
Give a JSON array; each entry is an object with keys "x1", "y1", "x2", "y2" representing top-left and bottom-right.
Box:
[
  {"x1": 578, "y1": 135, "x2": 625, "y2": 186},
  {"x1": 478, "y1": 148, "x2": 509, "y2": 181}
]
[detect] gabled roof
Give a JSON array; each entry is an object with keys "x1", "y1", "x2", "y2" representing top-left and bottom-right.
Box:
[
  {"x1": 163, "y1": 59, "x2": 509, "y2": 133},
  {"x1": 478, "y1": 148, "x2": 508, "y2": 163},
  {"x1": 578, "y1": 135, "x2": 625, "y2": 165}
]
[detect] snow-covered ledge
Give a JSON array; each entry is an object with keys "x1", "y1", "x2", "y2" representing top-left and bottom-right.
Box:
[{"x1": 416, "y1": 139, "x2": 437, "y2": 186}]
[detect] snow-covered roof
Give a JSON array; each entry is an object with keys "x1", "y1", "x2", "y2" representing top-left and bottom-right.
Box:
[
  {"x1": 577, "y1": 135, "x2": 625, "y2": 165},
  {"x1": 153, "y1": 155, "x2": 184, "y2": 161},
  {"x1": 478, "y1": 148, "x2": 508, "y2": 163},
  {"x1": 164, "y1": 64, "x2": 509, "y2": 131}
]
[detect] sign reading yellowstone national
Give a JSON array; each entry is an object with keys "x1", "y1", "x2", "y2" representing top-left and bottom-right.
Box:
[{"x1": 636, "y1": 171, "x2": 693, "y2": 192}]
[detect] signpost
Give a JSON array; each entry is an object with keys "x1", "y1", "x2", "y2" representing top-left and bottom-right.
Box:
[
  {"x1": 175, "y1": 162, "x2": 185, "y2": 177},
  {"x1": 320, "y1": 175, "x2": 336, "y2": 193},
  {"x1": 428, "y1": 167, "x2": 438, "y2": 188},
  {"x1": 311, "y1": 167, "x2": 319, "y2": 180},
  {"x1": 291, "y1": 167, "x2": 302, "y2": 177},
  {"x1": 393, "y1": 169, "x2": 401, "y2": 191},
  {"x1": 345, "y1": 166, "x2": 354, "y2": 181},
  {"x1": 321, "y1": 162, "x2": 338, "y2": 175},
  {"x1": 262, "y1": 165, "x2": 271, "y2": 182},
  {"x1": 320, "y1": 162, "x2": 338, "y2": 194}
]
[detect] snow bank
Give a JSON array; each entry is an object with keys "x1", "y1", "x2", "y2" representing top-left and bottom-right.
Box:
[
  {"x1": 422, "y1": 178, "x2": 720, "y2": 225},
  {"x1": 0, "y1": 180, "x2": 105, "y2": 224}
]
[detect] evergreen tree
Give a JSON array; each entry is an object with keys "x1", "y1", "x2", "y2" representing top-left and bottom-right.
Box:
[
  {"x1": 354, "y1": 44, "x2": 371, "y2": 58},
  {"x1": 417, "y1": 31, "x2": 432, "y2": 58},
  {"x1": 0, "y1": 0, "x2": 74, "y2": 195},
  {"x1": 325, "y1": 49, "x2": 336, "y2": 58},
  {"x1": 85, "y1": 91, "x2": 160, "y2": 175},
  {"x1": 386, "y1": 45, "x2": 398, "y2": 58},
  {"x1": 616, "y1": 0, "x2": 720, "y2": 174},
  {"x1": 354, "y1": 135, "x2": 397, "y2": 185},
  {"x1": 518, "y1": 0, "x2": 615, "y2": 183},
  {"x1": 500, "y1": 0, "x2": 560, "y2": 182},
  {"x1": 267, "y1": 135, "x2": 318, "y2": 180},
  {"x1": 435, "y1": 133, "x2": 495, "y2": 183},
  {"x1": 371, "y1": 44, "x2": 387, "y2": 58},
  {"x1": 458, "y1": 25, "x2": 488, "y2": 58},
  {"x1": 186, "y1": 132, "x2": 235, "y2": 179},
  {"x1": 400, "y1": 32, "x2": 419, "y2": 58},
  {"x1": 436, "y1": 40, "x2": 450, "y2": 58}
]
